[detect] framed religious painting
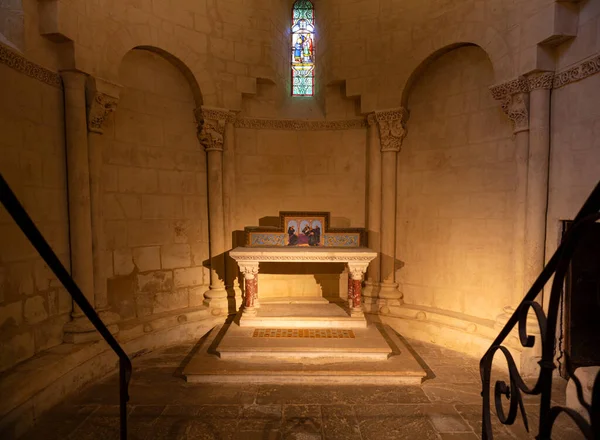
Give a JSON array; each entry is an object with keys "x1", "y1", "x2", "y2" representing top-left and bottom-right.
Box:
[{"x1": 280, "y1": 212, "x2": 327, "y2": 247}]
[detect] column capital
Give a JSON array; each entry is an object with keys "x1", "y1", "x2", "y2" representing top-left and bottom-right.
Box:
[
  {"x1": 370, "y1": 107, "x2": 409, "y2": 152},
  {"x1": 502, "y1": 92, "x2": 530, "y2": 134},
  {"x1": 194, "y1": 106, "x2": 237, "y2": 152},
  {"x1": 238, "y1": 261, "x2": 259, "y2": 278},
  {"x1": 348, "y1": 262, "x2": 369, "y2": 280},
  {"x1": 85, "y1": 77, "x2": 122, "y2": 134}
]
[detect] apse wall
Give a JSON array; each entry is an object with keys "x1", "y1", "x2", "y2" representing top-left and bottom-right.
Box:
[
  {"x1": 102, "y1": 49, "x2": 210, "y2": 321},
  {"x1": 232, "y1": 125, "x2": 367, "y2": 299},
  {"x1": 396, "y1": 45, "x2": 517, "y2": 322},
  {"x1": 0, "y1": 59, "x2": 69, "y2": 374},
  {"x1": 547, "y1": 72, "x2": 600, "y2": 260}
]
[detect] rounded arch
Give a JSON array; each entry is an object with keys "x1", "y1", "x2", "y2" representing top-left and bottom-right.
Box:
[
  {"x1": 99, "y1": 24, "x2": 217, "y2": 107},
  {"x1": 399, "y1": 24, "x2": 513, "y2": 108}
]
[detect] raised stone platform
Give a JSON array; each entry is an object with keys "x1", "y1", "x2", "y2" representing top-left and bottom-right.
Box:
[
  {"x1": 239, "y1": 303, "x2": 368, "y2": 328},
  {"x1": 183, "y1": 322, "x2": 427, "y2": 385}
]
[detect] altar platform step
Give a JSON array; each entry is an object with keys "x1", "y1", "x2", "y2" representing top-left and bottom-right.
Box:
[
  {"x1": 217, "y1": 324, "x2": 390, "y2": 361},
  {"x1": 239, "y1": 303, "x2": 367, "y2": 329},
  {"x1": 183, "y1": 323, "x2": 427, "y2": 385},
  {"x1": 259, "y1": 296, "x2": 330, "y2": 305}
]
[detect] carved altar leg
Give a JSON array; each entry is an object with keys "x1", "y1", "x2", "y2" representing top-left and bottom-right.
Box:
[
  {"x1": 348, "y1": 263, "x2": 369, "y2": 318},
  {"x1": 240, "y1": 262, "x2": 259, "y2": 317}
]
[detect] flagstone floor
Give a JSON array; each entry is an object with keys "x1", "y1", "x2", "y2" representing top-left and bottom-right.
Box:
[{"x1": 21, "y1": 335, "x2": 583, "y2": 440}]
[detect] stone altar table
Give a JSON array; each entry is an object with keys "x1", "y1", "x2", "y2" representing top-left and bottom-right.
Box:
[{"x1": 229, "y1": 247, "x2": 377, "y2": 327}]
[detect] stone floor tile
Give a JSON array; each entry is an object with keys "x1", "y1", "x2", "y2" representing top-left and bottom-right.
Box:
[
  {"x1": 19, "y1": 404, "x2": 97, "y2": 440},
  {"x1": 282, "y1": 405, "x2": 322, "y2": 440},
  {"x1": 353, "y1": 404, "x2": 439, "y2": 440},
  {"x1": 321, "y1": 405, "x2": 361, "y2": 440},
  {"x1": 423, "y1": 403, "x2": 473, "y2": 433},
  {"x1": 235, "y1": 405, "x2": 283, "y2": 440},
  {"x1": 438, "y1": 433, "x2": 480, "y2": 439},
  {"x1": 256, "y1": 385, "x2": 430, "y2": 405},
  {"x1": 421, "y1": 382, "x2": 483, "y2": 404},
  {"x1": 429, "y1": 366, "x2": 481, "y2": 383}
]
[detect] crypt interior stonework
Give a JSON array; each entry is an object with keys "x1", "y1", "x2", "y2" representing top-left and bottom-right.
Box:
[{"x1": 0, "y1": 0, "x2": 599, "y2": 438}]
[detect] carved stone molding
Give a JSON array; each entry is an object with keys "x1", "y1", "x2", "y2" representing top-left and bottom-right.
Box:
[
  {"x1": 554, "y1": 54, "x2": 600, "y2": 89},
  {"x1": 489, "y1": 77, "x2": 529, "y2": 100},
  {"x1": 234, "y1": 117, "x2": 367, "y2": 131},
  {"x1": 366, "y1": 113, "x2": 377, "y2": 127},
  {"x1": 502, "y1": 92, "x2": 530, "y2": 133},
  {"x1": 87, "y1": 93, "x2": 119, "y2": 134},
  {"x1": 194, "y1": 106, "x2": 236, "y2": 152},
  {"x1": 0, "y1": 43, "x2": 61, "y2": 88},
  {"x1": 527, "y1": 72, "x2": 554, "y2": 91},
  {"x1": 373, "y1": 107, "x2": 409, "y2": 152}
]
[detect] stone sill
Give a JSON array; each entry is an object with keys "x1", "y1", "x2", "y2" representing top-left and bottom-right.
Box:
[{"x1": 0, "y1": 306, "x2": 222, "y2": 438}]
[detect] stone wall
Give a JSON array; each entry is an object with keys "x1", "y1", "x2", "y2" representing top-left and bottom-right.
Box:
[
  {"x1": 232, "y1": 125, "x2": 367, "y2": 299},
  {"x1": 101, "y1": 49, "x2": 210, "y2": 320},
  {"x1": 0, "y1": 62, "x2": 70, "y2": 373},
  {"x1": 0, "y1": 0, "x2": 24, "y2": 51},
  {"x1": 396, "y1": 45, "x2": 517, "y2": 321},
  {"x1": 547, "y1": 72, "x2": 600, "y2": 261}
]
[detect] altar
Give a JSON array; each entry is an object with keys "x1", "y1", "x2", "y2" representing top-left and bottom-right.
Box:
[
  {"x1": 230, "y1": 247, "x2": 377, "y2": 327},
  {"x1": 228, "y1": 211, "x2": 376, "y2": 328}
]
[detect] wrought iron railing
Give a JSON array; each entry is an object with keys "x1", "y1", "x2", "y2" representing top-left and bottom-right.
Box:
[
  {"x1": 480, "y1": 181, "x2": 600, "y2": 439},
  {"x1": 0, "y1": 174, "x2": 132, "y2": 439}
]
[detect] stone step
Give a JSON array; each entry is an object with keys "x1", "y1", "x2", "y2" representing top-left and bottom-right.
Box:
[
  {"x1": 183, "y1": 323, "x2": 427, "y2": 385},
  {"x1": 217, "y1": 325, "x2": 391, "y2": 361}
]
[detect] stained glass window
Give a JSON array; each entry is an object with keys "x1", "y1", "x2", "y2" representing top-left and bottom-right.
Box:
[{"x1": 291, "y1": 0, "x2": 315, "y2": 96}]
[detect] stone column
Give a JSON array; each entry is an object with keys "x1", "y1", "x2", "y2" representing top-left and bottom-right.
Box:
[
  {"x1": 363, "y1": 114, "x2": 382, "y2": 307},
  {"x1": 348, "y1": 262, "x2": 369, "y2": 317},
  {"x1": 492, "y1": 89, "x2": 530, "y2": 327},
  {"x1": 240, "y1": 262, "x2": 259, "y2": 317},
  {"x1": 524, "y1": 73, "x2": 553, "y2": 293},
  {"x1": 222, "y1": 114, "x2": 243, "y2": 308},
  {"x1": 85, "y1": 77, "x2": 122, "y2": 334},
  {"x1": 60, "y1": 71, "x2": 98, "y2": 343},
  {"x1": 196, "y1": 107, "x2": 232, "y2": 314},
  {"x1": 373, "y1": 108, "x2": 408, "y2": 306}
]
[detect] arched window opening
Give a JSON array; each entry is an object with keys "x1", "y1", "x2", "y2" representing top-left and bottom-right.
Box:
[{"x1": 291, "y1": 0, "x2": 315, "y2": 97}]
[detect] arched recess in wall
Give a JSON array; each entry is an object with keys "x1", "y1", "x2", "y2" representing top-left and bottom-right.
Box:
[
  {"x1": 105, "y1": 46, "x2": 210, "y2": 321},
  {"x1": 395, "y1": 44, "x2": 516, "y2": 322},
  {"x1": 100, "y1": 24, "x2": 216, "y2": 106},
  {"x1": 0, "y1": 0, "x2": 25, "y2": 51}
]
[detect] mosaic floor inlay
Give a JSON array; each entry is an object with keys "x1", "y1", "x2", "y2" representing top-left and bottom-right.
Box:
[{"x1": 252, "y1": 329, "x2": 355, "y2": 339}]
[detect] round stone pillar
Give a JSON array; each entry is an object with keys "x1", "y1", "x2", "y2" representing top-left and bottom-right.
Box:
[
  {"x1": 373, "y1": 108, "x2": 408, "y2": 305},
  {"x1": 525, "y1": 74, "x2": 553, "y2": 292},
  {"x1": 60, "y1": 70, "x2": 97, "y2": 343},
  {"x1": 196, "y1": 107, "x2": 232, "y2": 314},
  {"x1": 363, "y1": 114, "x2": 382, "y2": 306}
]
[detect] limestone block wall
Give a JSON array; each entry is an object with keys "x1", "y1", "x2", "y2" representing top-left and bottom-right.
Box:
[
  {"x1": 546, "y1": 72, "x2": 600, "y2": 260},
  {"x1": 101, "y1": 49, "x2": 210, "y2": 320},
  {"x1": 397, "y1": 45, "x2": 517, "y2": 322},
  {"x1": 0, "y1": 0, "x2": 24, "y2": 50},
  {"x1": 233, "y1": 126, "x2": 367, "y2": 298},
  {"x1": 0, "y1": 62, "x2": 70, "y2": 373}
]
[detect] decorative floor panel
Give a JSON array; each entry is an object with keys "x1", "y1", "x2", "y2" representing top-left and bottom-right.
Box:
[{"x1": 252, "y1": 328, "x2": 355, "y2": 339}]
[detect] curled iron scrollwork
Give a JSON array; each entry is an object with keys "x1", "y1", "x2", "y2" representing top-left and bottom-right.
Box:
[{"x1": 480, "y1": 182, "x2": 600, "y2": 440}]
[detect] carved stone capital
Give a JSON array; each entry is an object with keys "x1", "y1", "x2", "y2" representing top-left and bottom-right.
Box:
[
  {"x1": 372, "y1": 107, "x2": 409, "y2": 152},
  {"x1": 239, "y1": 262, "x2": 259, "y2": 279},
  {"x1": 501, "y1": 92, "x2": 530, "y2": 133},
  {"x1": 348, "y1": 262, "x2": 369, "y2": 280},
  {"x1": 85, "y1": 77, "x2": 122, "y2": 134},
  {"x1": 489, "y1": 76, "x2": 529, "y2": 100},
  {"x1": 194, "y1": 106, "x2": 236, "y2": 152},
  {"x1": 367, "y1": 113, "x2": 377, "y2": 127}
]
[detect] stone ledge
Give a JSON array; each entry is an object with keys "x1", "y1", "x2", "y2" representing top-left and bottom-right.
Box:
[
  {"x1": 0, "y1": 307, "x2": 222, "y2": 439},
  {"x1": 373, "y1": 305, "x2": 524, "y2": 371}
]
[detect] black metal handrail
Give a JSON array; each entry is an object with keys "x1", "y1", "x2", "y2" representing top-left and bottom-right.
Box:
[
  {"x1": 480, "y1": 181, "x2": 600, "y2": 440},
  {"x1": 0, "y1": 173, "x2": 132, "y2": 439}
]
